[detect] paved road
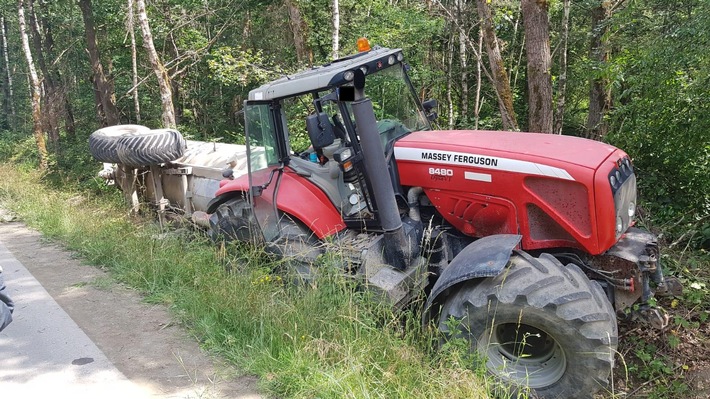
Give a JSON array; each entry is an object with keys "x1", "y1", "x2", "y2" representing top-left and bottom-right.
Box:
[
  {"x1": 0, "y1": 220, "x2": 262, "y2": 398},
  {"x1": 0, "y1": 240, "x2": 154, "y2": 398}
]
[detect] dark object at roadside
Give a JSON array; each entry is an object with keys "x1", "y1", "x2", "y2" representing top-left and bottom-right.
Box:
[{"x1": 0, "y1": 266, "x2": 14, "y2": 331}]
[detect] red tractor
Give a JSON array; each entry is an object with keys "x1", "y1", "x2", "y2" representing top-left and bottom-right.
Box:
[{"x1": 104, "y1": 43, "x2": 675, "y2": 398}]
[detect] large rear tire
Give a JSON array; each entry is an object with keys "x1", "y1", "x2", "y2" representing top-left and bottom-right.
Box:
[
  {"x1": 266, "y1": 215, "x2": 323, "y2": 280},
  {"x1": 116, "y1": 128, "x2": 186, "y2": 167},
  {"x1": 438, "y1": 252, "x2": 617, "y2": 399},
  {"x1": 208, "y1": 197, "x2": 260, "y2": 243},
  {"x1": 88, "y1": 124, "x2": 150, "y2": 163}
]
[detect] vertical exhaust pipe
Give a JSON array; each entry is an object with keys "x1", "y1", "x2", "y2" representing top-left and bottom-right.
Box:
[{"x1": 351, "y1": 72, "x2": 409, "y2": 270}]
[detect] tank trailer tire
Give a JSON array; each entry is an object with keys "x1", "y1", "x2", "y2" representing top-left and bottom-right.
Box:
[
  {"x1": 438, "y1": 252, "x2": 618, "y2": 399},
  {"x1": 116, "y1": 128, "x2": 186, "y2": 167},
  {"x1": 88, "y1": 124, "x2": 150, "y2": 163}
]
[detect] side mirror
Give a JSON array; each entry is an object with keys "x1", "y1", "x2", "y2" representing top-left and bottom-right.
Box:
[
  {"x1": 422, "y1": 99, "x2": 439, "y2": 121},
  {"x1": 306, "y1": 112, "x2": 336, "y2": 149}
]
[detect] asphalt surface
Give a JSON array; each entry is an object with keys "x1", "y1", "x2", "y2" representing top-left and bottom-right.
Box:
[
  {"x1": 0, "y1": 218, "x2": 262, "y2": 399},
  {"x1": 0, "y1": 239, "x2": 154, "y2": 398}
]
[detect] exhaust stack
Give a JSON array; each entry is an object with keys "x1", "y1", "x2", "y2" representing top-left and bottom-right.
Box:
[{"x1": 351, "y1": 76, "x2": 410, "y2": 270}]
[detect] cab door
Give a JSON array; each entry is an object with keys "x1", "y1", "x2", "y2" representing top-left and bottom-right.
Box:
[{"x1": 244, "y1": 102, "x2": 285, "y2": 242}]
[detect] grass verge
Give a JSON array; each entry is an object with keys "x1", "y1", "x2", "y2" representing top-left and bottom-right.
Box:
[{"x1": 0, "y1": 163, "x2": 491, "y2": 398}]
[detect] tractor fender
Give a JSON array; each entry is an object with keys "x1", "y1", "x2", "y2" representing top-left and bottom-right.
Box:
[
  {"x1": 424, "y1": 234, "x2": 522, "y2": 323},
  {"x1": 207, "y1": 171, "x2": 345, "y2": 239},
  {"x1": 206, "y1": 190, "x2": 246, "y2": 214}
]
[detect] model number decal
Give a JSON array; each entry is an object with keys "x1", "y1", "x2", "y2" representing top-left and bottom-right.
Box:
[{"x1": 429, "y1": 167, "x2": 453, "y2": 176}]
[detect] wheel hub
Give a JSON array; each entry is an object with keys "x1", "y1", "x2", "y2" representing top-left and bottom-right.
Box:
[{"x1": 479, "y1": 322, "x2": 567, "y2": 388}]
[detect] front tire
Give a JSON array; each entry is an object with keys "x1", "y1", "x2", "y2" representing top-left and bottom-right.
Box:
[{"x1": 439, "y1": 252, "x2": 617, "y2": 399}]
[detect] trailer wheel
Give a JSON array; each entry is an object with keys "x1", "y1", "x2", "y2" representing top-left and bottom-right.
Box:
[
  {"x1": 208, "y1": 197, "x2": 260, "y2": 243},
  {"x1": 438, "y1": 252, "x2": 617, "y2": 399},
  {"x1": 88, "y1": 124, "x2": 150, "y2": 163},
  {"x1": 116, "y1": 128, "x2": 186, "y2": 167}
]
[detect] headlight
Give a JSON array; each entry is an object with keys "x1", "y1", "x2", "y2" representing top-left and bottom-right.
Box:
[
  {"x1": 343, "y1": 70, "x2": 355, "y2": 81},
  {"x1": 610, "y1": 175, "x2": 617, "y2": 187},
  {"x1": 387, "y1": 55, "x2": 396, "y2": 65},
  {"x1": 628, "y1": 201, "x2": 636, "y2": 218},
  {"x1": 336, "y1": 148, "x2": 352, "y2": 161}
]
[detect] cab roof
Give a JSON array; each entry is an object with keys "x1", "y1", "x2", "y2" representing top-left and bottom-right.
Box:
[{"x1": 247, "y1": 47, "x2": 403, "y2": 102}]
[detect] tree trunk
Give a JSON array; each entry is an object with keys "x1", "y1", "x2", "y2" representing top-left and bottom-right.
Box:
[
  {"x1": 474, "y1": 28, "x2": 483, "y2": 130},
  {"x1": 332, "y1": 0, "x2": 339, "y2": 60},
  {"x1": 1, "y1": 15, "x2": 15, "y2": 130},
  {"x1": 586, "y1": 1, "x2": 611, "y2": 140},
  {"x1": 28, "y1": 0, "x2": 60, "y2": 147},
  {"x1": 78, "y1": 0, "x2": 120, "y2": 127},
  {"x1": 136, "y1": 0, "x2": 176, "y2": 129},
  {"x1": 37, "y1": 0, "x2": 75, "y2": 137},
  {"x1": 476, "y1": 0, "x2": 518, "y2": 131},
  {"x1": 446, "y1": 32, "x2": 454, "y2": 129},
  {"x1": 127, "y1": 0, "x2": 141, "y2": 123},
  {"x1": 458, "y1": 0, "x2": 468, "y2": 121},
  {"x1": 285, "y1": 0, "x2": 308, "y2": 65},
  {"x1": 18, "y1": 0, "x2": 48, "y2": 169},
  {"x1": 553, "y1": 0, "x2": 571, "y2": 135},
  {"x1": 522, "y1": 0, "x2": 553, "y2": 133}
]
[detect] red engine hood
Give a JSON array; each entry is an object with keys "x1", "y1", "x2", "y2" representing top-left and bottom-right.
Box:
[{"x1": 396, "y1": 130, "x2": 618, "y2": 171}]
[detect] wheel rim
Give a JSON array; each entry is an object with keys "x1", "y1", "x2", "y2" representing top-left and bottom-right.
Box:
[{"x1": 478, "y1": 322, "x2": 567, "y2": 388}]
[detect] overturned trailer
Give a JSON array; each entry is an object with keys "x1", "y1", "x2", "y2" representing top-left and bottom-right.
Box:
[{"x1": 92, "y1": 126, "x2": 251, "y2": 221}]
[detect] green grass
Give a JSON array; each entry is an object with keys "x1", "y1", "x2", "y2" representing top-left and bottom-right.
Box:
[{"x1": 0, "y1": 163, "x2": 491, "y2": 399}]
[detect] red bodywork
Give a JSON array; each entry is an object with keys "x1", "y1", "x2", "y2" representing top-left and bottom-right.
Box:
[
  {"x1": 215, "y1": 167, "x2": 346, "y2": 239},
  {"x1": 394, "y1": 130, "x2": 625, "y2": 255},
  {"x1": 215, "y1": 130, "x2": 628, "y2": 255}
]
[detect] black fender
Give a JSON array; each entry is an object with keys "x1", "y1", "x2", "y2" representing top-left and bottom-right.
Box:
[
  {"x1": 424, "y1": 234, "x2": 522, "y2": 324},
  {"x1": 206, "y1": 191, "x2": 246, "y2": 214}
]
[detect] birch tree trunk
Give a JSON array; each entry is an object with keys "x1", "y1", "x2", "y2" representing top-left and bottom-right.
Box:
[
  {"x1": 332, "y1": 0, "x2": 339, "y2": 60},
  {"x1": 1, "y1": 15, "x2": 15, "y2": 129},
  {"x1": 127, "y1": 0, "x2": 141, "y2": 123},
  {"x1": 476, "y1": 0, "x2": 518, "y2": 130},
  {"x1": 585, "y1": 1, "x2": 611, "y2": 140},
  {"x1": 553, "y1": 0, "x2": 571, "y2": 135},
  {"x1": 522, "y1": 0, "x2": 553, "y2": 133},
  {"x1": 474, "y1": 29, "x2": 483, "y2": 130},
  {"x1": 18, "y1": 0, "x2": 48, "y2": 169},
  {"x1": 78, "y1": 0, "x2": 120, "y2": 127},
  {"x1": 446, "y1": 32, "x2": 454, "y2": 129},
  {"x1": 136, "y1": 0, "x2": 176, "y2": 128}
]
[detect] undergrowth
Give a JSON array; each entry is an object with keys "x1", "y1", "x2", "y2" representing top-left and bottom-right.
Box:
[
  {"x1": 2, "y1": 161, "x2": 708, "y2": 398},
  {"x1": 0, "y1": 163, "x2": 491, "y2": 398}
]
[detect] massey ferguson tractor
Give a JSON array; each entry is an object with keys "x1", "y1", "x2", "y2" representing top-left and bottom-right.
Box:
[{"x1": 91, "y1": 41, "x2": 679, "y2": 398}]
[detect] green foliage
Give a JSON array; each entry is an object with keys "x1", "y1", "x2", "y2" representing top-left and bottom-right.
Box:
[
  {"x1": 626, "y1": 337, "x2": 691, "y2": 399},
  {"x1": 606, "y1": 1, "x2": 710, "y2": 247},
  {"x1": 207, "y1": 47, "x2": 275, "y2": 87}
]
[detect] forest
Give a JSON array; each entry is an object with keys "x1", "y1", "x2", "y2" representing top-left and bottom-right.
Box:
[{"x1": 0, "y1": 0, "x2": 709, "y2": 397}]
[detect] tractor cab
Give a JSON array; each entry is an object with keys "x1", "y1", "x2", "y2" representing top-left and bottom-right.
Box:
[{"x1": 227, "y1": 45, "x2": 434, "y2": 244}]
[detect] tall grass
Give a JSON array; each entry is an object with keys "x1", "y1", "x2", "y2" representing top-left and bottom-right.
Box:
[{"x1": 0, "y1": 163, "x2": 490, "y2": 398}]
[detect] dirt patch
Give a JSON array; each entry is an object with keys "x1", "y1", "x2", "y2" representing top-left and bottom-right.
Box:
[{"x1": 0, "y1": 220, "x2": 262, "y2": 399}]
